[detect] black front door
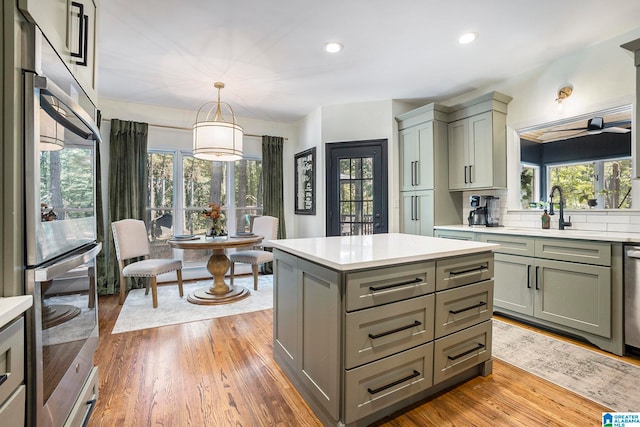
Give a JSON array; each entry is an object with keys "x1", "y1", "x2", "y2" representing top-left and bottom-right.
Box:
[{"x1": 326, "y1": 139, "x2": 388, "y2": 236}]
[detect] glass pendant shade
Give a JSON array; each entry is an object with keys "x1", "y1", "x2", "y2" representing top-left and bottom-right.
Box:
[
  {"x1": 193, "y1": 82, "x2": 243, "y2": 161},
  {"x1": 39, "y1": 105, "x2": 65, "y2": 151}
]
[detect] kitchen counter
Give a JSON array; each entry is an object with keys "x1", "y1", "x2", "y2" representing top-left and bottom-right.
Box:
[
  {"x1": 272, "y1": 233, "x2": 496, "y2": 426},
  {"x1": 269, "y1": 232, "x2": 499, "y2": 271},
  {"x1": 0, "y1": 295, "x2": 32, "y2": 329},
  {"x1": 434, "y1": 224, "x2": 640, "y2": 243}
]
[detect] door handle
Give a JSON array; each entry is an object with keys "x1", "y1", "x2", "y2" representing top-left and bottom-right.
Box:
[
  {"x1": 535, "y1": 266, "x2": 540, "y2": 290},
  {"x1": 469, "y1": 165, "x2": 473, "y2": 183},
  {"x1": 410, "y1": 196, "x2": 415, "y2": 220},
  {"x1": 526, "y1": 264, "x2": 531, "y2": 289},
  {"x1": 464, "y1": 166, "x2": 468, "y2": 184},
  {"x1": 414, "y1": 195, "x2": 419, "y2": 220},
  {"x1": 414, "y1": 160, "x2": 419, "y2": 186}
]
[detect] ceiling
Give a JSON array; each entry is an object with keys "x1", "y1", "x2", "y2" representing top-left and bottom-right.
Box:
[{"x1": 98, "y1": 0, "x2": 640, "y2": 124}]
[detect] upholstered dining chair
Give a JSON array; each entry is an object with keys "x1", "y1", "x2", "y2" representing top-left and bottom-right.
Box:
[
  {"x1": 111, "y1": 218, "x2": 184, "y2": 308},
  {"x1": 229, "y1": 215, "x2": 279, "y2": 290}
]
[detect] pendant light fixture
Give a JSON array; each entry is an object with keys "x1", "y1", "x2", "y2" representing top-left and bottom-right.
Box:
[{"x1": 193, "y1": 82, "x2": 243, "y2": 161}]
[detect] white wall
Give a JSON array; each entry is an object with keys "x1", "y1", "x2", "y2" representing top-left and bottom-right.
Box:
[{"x1": 292, "y1": 99, "x2": 417, "y2": 237}]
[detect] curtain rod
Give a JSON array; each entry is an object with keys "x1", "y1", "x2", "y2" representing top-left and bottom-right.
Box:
[{"x1": 100, "y1": 117, "x2": 287, "y2": 140}]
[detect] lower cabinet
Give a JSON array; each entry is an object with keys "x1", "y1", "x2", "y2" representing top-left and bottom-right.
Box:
[
  {"x1": 494, "y1": 253, "x2": 611, "y2": 336},
  {"x1": 400, "y1": 190, "x2": 433, "y2": 235},
  {"x1": 273, "y1": 248, "x2": 494, "y2": 426}
]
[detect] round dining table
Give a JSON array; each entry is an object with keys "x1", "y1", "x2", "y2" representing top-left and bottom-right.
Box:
[{"x1": 168, "y1": 234, "x2": 263, "y2": 305}]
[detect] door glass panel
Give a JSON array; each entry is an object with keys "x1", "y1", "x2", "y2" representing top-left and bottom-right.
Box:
[{"x1": 339, "y1": 156, "x2": 374, "y2": 236}]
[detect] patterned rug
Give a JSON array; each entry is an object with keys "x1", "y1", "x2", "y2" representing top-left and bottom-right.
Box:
[
  {"x1": 112, "y1": 275, "x2": 273, "y2": 334},
  {"x1": 492, "y1": 319, "x2": 640, "y2": 412}
]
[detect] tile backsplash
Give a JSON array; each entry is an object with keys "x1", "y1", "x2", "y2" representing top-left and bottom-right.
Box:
[{"x1": 461, "y1": 189, "x2": 640, "y2": 232}]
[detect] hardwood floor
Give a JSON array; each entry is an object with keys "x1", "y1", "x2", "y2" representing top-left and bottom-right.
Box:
[{"x1": 88, "y1": 289, "x2": 637, "y2": 426}]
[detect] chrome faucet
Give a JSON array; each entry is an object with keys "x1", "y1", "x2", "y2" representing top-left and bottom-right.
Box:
[{"x1": 548, "y1": 185, "x2": 572, "y2": 230}]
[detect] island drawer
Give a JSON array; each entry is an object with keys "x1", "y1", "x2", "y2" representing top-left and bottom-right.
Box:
[
  {"x1": 0, "y1": 318, "x2": 24, "y2": 408},
  {"x1": 479, "y1": 234, "x2": 534, "y2": 256},
  {"x1": 346, "y1": 262, "x2": 436, "y2": 311},
  {"x1": 434, "y1": 280, "x2": 493, "y2": 339},
  {"x1": 534, "y1": 238, "x2": 611, "y2": 266},
  {"x1": 344, "y1": 342, "x2": 433, "y2": 424},
  {"x1": 345, "y1": 294, "x2": 435, "y2": 369},
  {"x1": 433, "y1": 320, "x2": 492, "y2": 385},
  {"x1": 435, "y1": 252, "x2": 493, "y2": 291}
]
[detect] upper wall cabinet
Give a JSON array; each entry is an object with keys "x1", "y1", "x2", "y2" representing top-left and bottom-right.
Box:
[
  {"x1": 19, "y1": 0, "x2": 99, "y2": 104},
  {"x1": 447, "y1": 92, "x2": 512, "y2": 191}
]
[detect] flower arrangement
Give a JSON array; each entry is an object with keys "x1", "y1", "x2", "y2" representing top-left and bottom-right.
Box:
[{"x1": 202, "y1": 202, "x2": 226, "y2": 236}]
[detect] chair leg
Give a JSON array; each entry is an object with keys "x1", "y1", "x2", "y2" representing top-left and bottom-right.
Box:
[
  {"x1": 118, "y1": 273, "x2": 126, "y2": 305},
  {"x1": 145, "y1": 277, "x2": 150, "y2": 295},
  {"x1": 150, "y1": 276, "x2": 158, "y2": 308},
  {"x1": 230, "y1": 262, "x2": 235, "y2": 286},
  {"x1": 177, "y1": 269, "x2": 184, "y2": 297},
  {"x1": 252, "y1": 264, "x2": 259, "y2": 290}
]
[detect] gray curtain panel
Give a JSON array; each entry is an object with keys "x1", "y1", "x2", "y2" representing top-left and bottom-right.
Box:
[
  {"x1": 97, "y1": 119, "x2": 149, "y2": 295},
  {"x1": 261, "y1": 135, "x2": 287, "y2": 239}
]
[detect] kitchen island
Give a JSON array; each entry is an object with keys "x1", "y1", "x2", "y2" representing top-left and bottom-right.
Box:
[{"x1": 270, "y1": 233, "x2": 498, "y2": 426}]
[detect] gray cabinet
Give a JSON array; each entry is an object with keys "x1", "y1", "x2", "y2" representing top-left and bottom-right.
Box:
[
  {"x1": 273, "y1": 248, "x2": 494, "y2": 426},
  {"x1": 447, "y1": 92, "x2": 512, "y2": 191},
  {"x1": 397, "y1": 104, "x2": 461, "y2": 236},
  {"x1": 19, "y1": 0, "x2": 99, "y2": 103},
  {"x1": 0, "y1": 318, "x2": 26, "y2": 426},
  {"x1": 273, "y1": 250, "x2": 341, "y2": 420}
]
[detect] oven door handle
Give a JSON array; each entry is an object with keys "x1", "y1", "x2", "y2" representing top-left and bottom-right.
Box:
[
  {"x1": 34, "y1": 75, "x2": 102, "y2": 144},
  {"x1": 33, "y1": 243, "x2": 102, "y2": 282}
]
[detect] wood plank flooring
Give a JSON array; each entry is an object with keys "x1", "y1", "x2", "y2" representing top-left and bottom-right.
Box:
[{"x1": 88, "y1": 287, "x2": 638, "y2": 426}]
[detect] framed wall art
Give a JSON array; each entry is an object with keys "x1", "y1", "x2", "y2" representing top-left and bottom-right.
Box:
[{"x1": 294, "y1": 147, "x2": 316, "y2": 215}]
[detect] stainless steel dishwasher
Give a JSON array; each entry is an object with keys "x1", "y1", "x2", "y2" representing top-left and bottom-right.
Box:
[{"x1": 624, "y1": 245, "x2": 640, "y2": 352}]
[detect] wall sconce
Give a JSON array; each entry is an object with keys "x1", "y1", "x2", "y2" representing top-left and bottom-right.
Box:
[{"x1": 555, "y1": 85, "x2": 573, "y2": 109}]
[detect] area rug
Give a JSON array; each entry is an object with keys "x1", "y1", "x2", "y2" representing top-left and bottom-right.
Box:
[
  {"x1": 112, "y1": 275, "x2": 273, "y2": 334},
  {"x1": 492, "y1": 319, "x2": 640, "y2": 412}
]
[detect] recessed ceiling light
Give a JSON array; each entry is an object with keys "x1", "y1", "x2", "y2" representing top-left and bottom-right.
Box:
[
  {"x1": 324, "y1": 42, "x2": 343, "y2": 53},
  {"x1": 458, "y1": 32, "x2": 478, "y2": 45}
]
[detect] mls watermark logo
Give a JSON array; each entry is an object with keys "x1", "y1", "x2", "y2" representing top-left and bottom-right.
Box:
[{"x1": 603, "y1": 412, "x2": 640, "y2": 427}]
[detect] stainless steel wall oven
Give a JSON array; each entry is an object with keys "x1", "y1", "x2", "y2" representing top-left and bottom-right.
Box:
[{"x1": 24, "y1": 29, "x2": 102, "y2": 427}]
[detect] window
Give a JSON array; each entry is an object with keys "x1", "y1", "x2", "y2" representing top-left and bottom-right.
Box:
[
  {"x1": 146, "y1": 151, "x2": 262, "y2": 265},
  {"x1": 520, "y1": 163, "x2": 540, "y2": 209},
  {"x1": 547, "y1": 158, "x2": 631, "y2": 209}
]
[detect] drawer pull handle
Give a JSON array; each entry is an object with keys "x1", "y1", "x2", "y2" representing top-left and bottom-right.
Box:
[
  {"x1": 368, "y1": 320, "x2": 422, "y2": 339},
  {"x1": 369, "y1": 277, "x2": 423, "y2": 292},
  {"x1": 82, "y1": 399, "x2": 97, "y2": 427},
  {"x1": 367, "y1": 369, "x2": 420, "y2": 395},
  {"x1": 449, "y1": 264, "x2": 487, "y2": 277},
  {"x1": 449, "y1": 301, "x2": 487, "y2": 315},
  {"x1": 0, "y1": 374, "x2": 7, "y2": 386},
  {"x1": 447, "y1": 343, "x2": 485, "y2": 361}
]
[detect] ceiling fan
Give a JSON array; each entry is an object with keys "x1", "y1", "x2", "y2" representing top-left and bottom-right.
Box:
[{"x1": 544, "y1": 117, "x2": 631, "y2": 136}]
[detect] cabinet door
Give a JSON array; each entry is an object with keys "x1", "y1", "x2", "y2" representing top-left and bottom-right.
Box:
[
  {"x1": 534, "y1": 258, "x2": 611, "y2": 337},
  {"x1": 400, "y1": 192, "x2": 417, "y2": 234},
  {"x1": 19, "y1": 0, "x2": 69, "y2": 59},
  {"x1": 493, "y1": 254, "x2": 534, "y2": 316},
  {"x1": 467, "y1": 111, "x2": 493, "y2": 188},
  {"x1": 415, "y1": 190, "x2": 434, "y2": 236},
  {"x1": 400, "y1": 191, "x2": 433, "y2": 236},
  {"x1": 70, "y1": 0, "x2": 98, "y2": 102},
  {"x1": 273, "y1": 250, "x2": 300, "y2": 372},
  {"x1": 448, "y1": 119, "x2": 468, "y2": 190},
  {"x1": 400, "y1": 122, "x2": 433, "y2": 191},
  {"x1": 399, "y1": 128, "x2": 419, "y2": 192}
]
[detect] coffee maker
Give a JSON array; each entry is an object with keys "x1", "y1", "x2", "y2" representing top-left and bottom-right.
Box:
[
  {"x1": 467, "y1": 195, "x2": 501, "y2": 227},
  {"x1": 468, "y1": 195, "x2": 487, "y2": 226}
]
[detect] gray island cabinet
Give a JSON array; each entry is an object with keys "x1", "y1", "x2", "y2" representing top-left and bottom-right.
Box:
[{"x1": 270, "y1": 233, "x2": 498, "y2": 426}]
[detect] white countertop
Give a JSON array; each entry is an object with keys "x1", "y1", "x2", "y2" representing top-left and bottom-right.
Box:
[
  {"x1": 0, "y1": 295, "x2": 32, "y2": 329},
  {"x1": 434, "y1": 224, "x2": 640, "y2": 243},
  {"x1": 270, "y1": 233, "x2": 499, "y2": 271}
]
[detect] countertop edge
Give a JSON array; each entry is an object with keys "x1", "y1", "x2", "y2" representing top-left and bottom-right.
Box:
[
  {"x1": 0, "y1": 295, "x2": 33, "y2": 329},
  {"x1": 271, "y1": 240, "x2": 499, "y2": 271},
  {"x1": 434, "y1": 225, "x2": 640, "y2": 243}
]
